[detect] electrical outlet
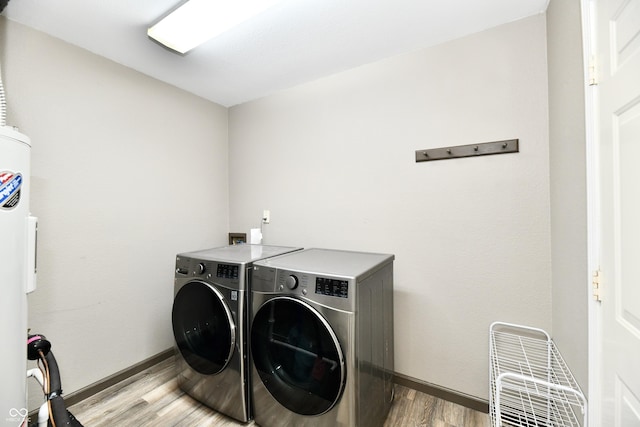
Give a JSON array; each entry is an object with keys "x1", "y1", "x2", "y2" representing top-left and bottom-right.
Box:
[{"x1": 262, "y1": 210, "x2": 270, "y2": 224}]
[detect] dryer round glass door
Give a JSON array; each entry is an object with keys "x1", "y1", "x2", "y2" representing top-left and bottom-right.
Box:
[
  {"x1": 251, "y1": 296, "x2": 345, "y2": 415},
  {"x1": 172, "y1": 281, "x2": 236, "y2": 375}
]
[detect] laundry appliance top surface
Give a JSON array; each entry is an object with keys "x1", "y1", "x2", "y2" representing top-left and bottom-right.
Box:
[
  {"x1": 178, "y1": 244, "x2": 302, "y2": 265},
  {"x1": 254, "y1": 248, "x2": 394, "y2": 280}
]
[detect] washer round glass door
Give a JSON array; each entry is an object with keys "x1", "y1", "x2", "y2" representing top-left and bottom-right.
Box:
[
  {"x1": 172, "y1": 281, "x2": 235, "y2": 375},
  {"x1": 251, "y1": 296, "x2": 345, "y2": 415}
]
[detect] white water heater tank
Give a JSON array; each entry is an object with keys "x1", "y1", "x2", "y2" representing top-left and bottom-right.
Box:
[{"x1": 1, "y1": 126, "x2": 36, "y2": 426}]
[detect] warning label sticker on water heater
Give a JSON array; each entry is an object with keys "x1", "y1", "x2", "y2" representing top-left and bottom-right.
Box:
[{"x1": 0, "y1": 171, "x2": 23, "y2": 210}]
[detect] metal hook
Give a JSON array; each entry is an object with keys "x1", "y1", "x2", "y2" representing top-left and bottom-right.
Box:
[{"x1": 415, "y1": 139, "x2": 518, "y2": 162}]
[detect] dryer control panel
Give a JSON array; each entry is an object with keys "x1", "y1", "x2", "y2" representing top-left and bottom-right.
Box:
[
  {"x1": 315, "y1": 277, "x2": 348, "y2": 298},
  {"x1": 252, "y1": 265, "x2": 355, "y2": 311}
]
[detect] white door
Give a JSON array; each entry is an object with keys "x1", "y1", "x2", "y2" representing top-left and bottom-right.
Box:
[{"x1": 594, "y1": 0, "x2": 640, "y2": 424}]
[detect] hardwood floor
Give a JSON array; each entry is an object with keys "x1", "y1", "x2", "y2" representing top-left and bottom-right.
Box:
[{"x1": 67, "y1": 356, "x2": 489, "y2": 427}]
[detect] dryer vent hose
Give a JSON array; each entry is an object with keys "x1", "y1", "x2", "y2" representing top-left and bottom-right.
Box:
[
  {"x1": 1, "y1": 0, "x2": 12, "y2": 126},
  {"x1": 0, "y1": 76, "x2": 7, "y2": 127}
]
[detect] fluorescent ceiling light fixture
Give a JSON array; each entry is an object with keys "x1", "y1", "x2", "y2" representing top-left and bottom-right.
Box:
[{"x1": 148, "y1": 0, "x2": 282, "y2": 54}]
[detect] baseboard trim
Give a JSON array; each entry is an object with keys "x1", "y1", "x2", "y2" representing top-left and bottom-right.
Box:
[
  {"x1": 51, "y1": 350, "x2": 487, "y2": 416},
  {"x1": 393, "y1": 372, "x2": 489, "y2": 414},
  {"x1": 63, "y1": 348, "x2": 174, "y2": 407}
]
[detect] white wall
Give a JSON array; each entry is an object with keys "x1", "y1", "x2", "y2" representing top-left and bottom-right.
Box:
[
  {"x1": 0, "y1": 18, "x2": 229, "y2": 409},
  {"x1": 229, "y1": 15, "x2": 550, "y2": 399},
  {"x1": 547, "y1": 0, "x2": 589, "y2": 392}
]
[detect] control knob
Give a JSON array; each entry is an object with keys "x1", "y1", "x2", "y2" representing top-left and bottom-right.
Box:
[
  {"x1": 196, "y1": 263, "x2": 206, "y2": 275},
  {"x1": 285, "y1": 275, "x2": 299, "y2": 290}
]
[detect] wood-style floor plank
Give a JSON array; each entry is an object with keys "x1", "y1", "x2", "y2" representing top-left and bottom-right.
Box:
[{"x1": 67, "y1": 356, "x2": 489, "y2": 427}]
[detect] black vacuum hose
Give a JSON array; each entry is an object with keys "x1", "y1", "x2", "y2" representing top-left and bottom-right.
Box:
[
  {"x1": 27, "y1": 335, "x2": 84, "y2": 427},
  {"x1": 44, "y1": 351, "x2": 63, "y2": 398},
  {"x1": 41, "y1": 351, "x2": 74, "y2": 426},
  {"x1": 48, "y1": 395, "x2": 73, "y2": 427}
]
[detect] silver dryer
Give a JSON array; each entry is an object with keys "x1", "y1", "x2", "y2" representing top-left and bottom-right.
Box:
[{"x1": 250, "y1": 248, "x2": 394, "y2": 427}]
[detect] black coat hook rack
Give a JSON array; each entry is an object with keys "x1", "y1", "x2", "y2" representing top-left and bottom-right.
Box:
[{"x1": 415, "y1": 139, "x2": 519, "y2": 163}]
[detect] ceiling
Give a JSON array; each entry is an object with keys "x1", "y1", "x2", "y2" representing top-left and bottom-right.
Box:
[{"x1": 3, "y1": 0, "x2": 549, "y2": 107}]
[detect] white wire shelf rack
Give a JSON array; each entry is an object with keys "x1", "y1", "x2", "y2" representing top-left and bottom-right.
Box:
[{"x1": 489, "y1": 322, "x2": 587, "y2": 427}]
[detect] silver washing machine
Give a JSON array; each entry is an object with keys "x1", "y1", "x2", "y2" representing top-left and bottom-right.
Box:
[
  {"x1": 172, "y1": 244, "x2": 302, "y2": 422},
  {"x1": 250, "y1": 248, "x2": 394, "y2": 427}
]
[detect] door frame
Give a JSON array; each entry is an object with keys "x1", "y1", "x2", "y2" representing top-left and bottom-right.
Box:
[{"x1": 582, "y1": 0, "x2": 601, "y2": 423}]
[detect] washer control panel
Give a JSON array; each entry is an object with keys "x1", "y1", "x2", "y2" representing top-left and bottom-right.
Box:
[
  {"x1": 216, "y1": 263, "x2": 239, "y2": 280},
  {"x1": 175, "y1": 256, "x2": 243, "y2": 289}
]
